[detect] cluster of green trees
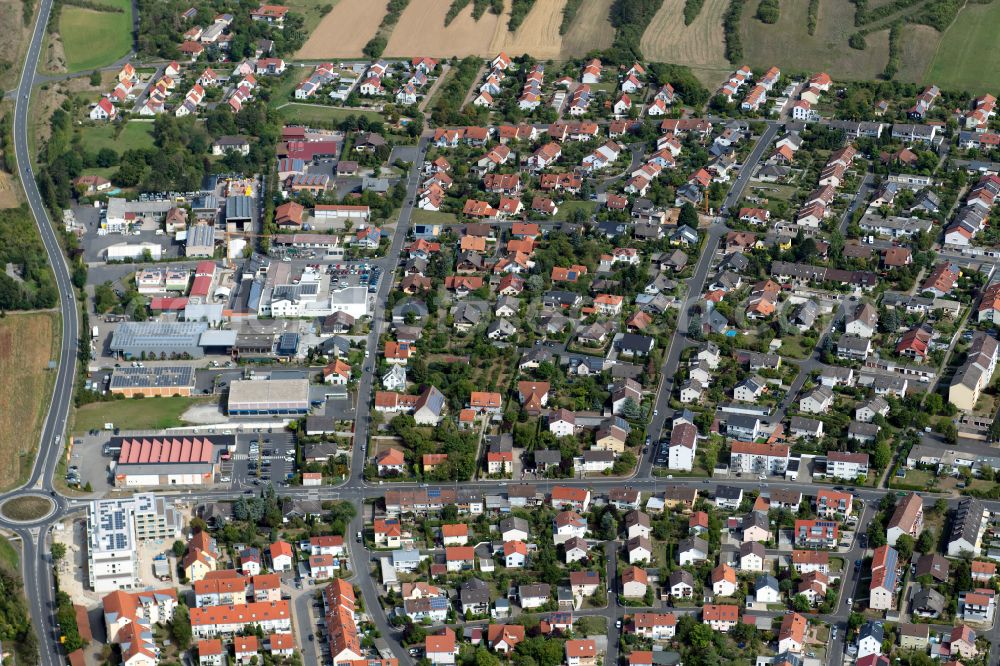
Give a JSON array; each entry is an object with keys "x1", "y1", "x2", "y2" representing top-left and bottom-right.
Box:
[
  {"x1": 647, "y1": 62, "x2": 710, "y2": 107},
  {"x1": 683, "y1": 0, "x2": 704, "y2": 23},
  {"x1": 137, "y1": 0, "x2": 306, "y2": 59},
  {"x1": 852, "y1": 0, "x2": 922, "y2": 25},
  {"x1": 56, "y1": 590, "x2": 87, "y2": 651},
  {"x1": 0, "y1": 102, "x2": 12, "y2": 172},
  {"x1": 94, "y1": 280, "x2": 148, "y2": 320},
  {"x1": 807, "y1": 0, "x2": 820, "y2": 33},
  {"x1": 430, "y1": 56, "x2": 482, "y2": 127},
  {"x1": 363, "y1": 0, "x2": 411, "y2": 58},
  {"x1": 755, "y1": 0, "x2": 779, "y2": 22},
  {"x1": 882, "y1": 22, "x2": 903, "y2": 79},
  {"x1": 603, "y1": 0, "x2": 666, "y2": 64},
  {"x1": 0, "y1": 568, "x2": 36, "y2": 663},
  {"x1": 722, "y1": 0, "x2": 747, "y2": 63},
  {"x1": 559, "y1": 0, "x2": 584, "y2": 33},
  {"x1": 507, "y1": 0, "x2": 537, "y2": 30},
  {"x1": 0, "y1": 207, "x2": 58, "y2": 310},
  {"x1": 383, "y1": 414, "x2": 479, "y2": 481},
  {"x1": 445, "y1": 0, "x2": 499, "y2": 24}
]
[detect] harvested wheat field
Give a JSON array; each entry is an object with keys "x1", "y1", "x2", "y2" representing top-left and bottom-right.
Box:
[
  {"x1": 383, "y1": 0, "x2": 507, "y2": 58},
  {"x1": 0, "y1": 312, "x2": 57, "y2": 490},
  {"x1": 385, "y1": 0, "x2": 587, "y2": 59},
  {"x1": 490, "y1": 0, "x2": 568, "y2": 59},
  {"x1": 297, "y1": 0, "x2": 387, "y2": 59},
  {"x1": 641, "y1": 0, "x2": 729, "y2": 69},
  {"x1": 562, "y1": 0, "x2": 615, "y2": 55}
]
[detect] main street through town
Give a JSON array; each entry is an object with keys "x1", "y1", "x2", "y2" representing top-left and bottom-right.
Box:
[{"x1": 4, "y1": 34, "x2": 1000, "y2": 666}]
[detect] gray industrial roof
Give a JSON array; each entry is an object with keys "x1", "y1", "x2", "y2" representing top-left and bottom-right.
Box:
[
  {"x1": 226, "y1": 195, "x2": 254, "y2": 220},
  {"x1": 228, "y1": 378, "x2": 310, "y2": 409},
  {"x1": 110, "y1": 322, "x2": 208, "y2": 349},
  {"x1": 199, "y1": 329, "x2": 238, "y2": 347}
]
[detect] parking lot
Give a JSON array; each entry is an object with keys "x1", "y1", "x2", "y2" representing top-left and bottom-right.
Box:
[
  {"x1": 68, "y1": 430, "x2": 297, "y2": 492},
  {"x1": 226, "y1": 432, "x2": 297, "y2": 490}
]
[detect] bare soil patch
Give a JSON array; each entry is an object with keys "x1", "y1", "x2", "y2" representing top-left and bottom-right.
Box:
[
  {"x1": 45, "y1": 31, "x2": 67, "y2": 73},
  {"x1": 0, "y1": 171, "x2": 21, "y2": 209},
  {"x1": 297, "y1": 0, "x2": 387, "y2": 59}
]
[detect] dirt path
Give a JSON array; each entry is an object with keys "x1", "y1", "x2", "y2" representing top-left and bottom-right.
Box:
[
  {"x1": 460, "y1": 64, "x2": 487, "y2": 108},
  {"x1": 418, "y1": 63, "x2": 450, "y2": 113}
]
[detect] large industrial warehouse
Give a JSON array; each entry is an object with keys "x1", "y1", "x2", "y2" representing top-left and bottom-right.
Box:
[
  {"x1": 109, "y1": 322, "x2": 209, "y2": 359},
  {"x1": 111, "y1": 435, "x2": 230, "y2": 487},
  {"x1": 227, "y1": 378, "x2": 310, "y2": 415}
]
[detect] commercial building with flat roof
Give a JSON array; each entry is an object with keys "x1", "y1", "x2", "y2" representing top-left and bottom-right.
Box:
[
  {"x1": 87, "y1": 494, "x2": 181, "y2": 592},
  {"x1": 110, "y1": 322, "x2": 209, "y2": 359},
  {"x1": 186, "y1": 224, "x2": 216, "y2": 257},
  {"x1": 109, "y1": 366, "x2": 196, "y2": 397},
  {"x1": 227, "y1": 378, "x2": 310, "y2": 415}
]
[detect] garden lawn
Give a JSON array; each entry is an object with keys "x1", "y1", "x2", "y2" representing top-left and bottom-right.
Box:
[
  {"x1": 59, "y1": 0, "x2": 133, "y2": 72},
  {"x1": 77, "y1": 122, "x2": 155, "y2": 154},
  {"x1": 279, "y1": 103, "x2": 385, "y2": 125},
  {"x1": 552, "y1": 199, "x2": 596, "y2": 221},
  {"x1": 409, "y1": 209, "x2": 459, "y2": 226}
]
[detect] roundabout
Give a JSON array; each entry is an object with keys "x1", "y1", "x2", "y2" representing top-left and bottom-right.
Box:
[{"x1": 0, "y1": 494, "x2": 57, "y2": 524}]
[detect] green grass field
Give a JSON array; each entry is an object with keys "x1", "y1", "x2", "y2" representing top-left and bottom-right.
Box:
[
  {"x1": 58, "y1": 0, "x2": 133, "y2": 72},
  {"x1": 0, "y1": 538, "x2": 19, "y2": 570},
  {"x1": 552, "y1": 199, "x2": 596, "y2": 221},
  {"x1": 78, "y1": 122, "x2": 155, "y2": 154},
  {"x1": 925, "y1": 0, "x2": 1000, "y2": 92},
  {"x1": 409, "y1": 209, "x2": 460, "y2": 226},
  {"x1": 73, "y1": 396, "x2": 212, "y2": 433},
  {"x1": 279, "y1": 103, "x2": 385, "y2": 125}
]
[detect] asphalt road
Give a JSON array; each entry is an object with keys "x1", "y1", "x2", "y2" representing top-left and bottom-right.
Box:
[
  {"x1": 640, "y1": 122, "x2": 780, "y2": 476},
  {"x1": 5, "y1": 0, "x2": 80, "y2": 660},
  {"x1": 2, "y1": 63, "x2": 998, "y2": 666},
  {"x1": 350, "y1": 137, "x2": 429, "y2": 484}
]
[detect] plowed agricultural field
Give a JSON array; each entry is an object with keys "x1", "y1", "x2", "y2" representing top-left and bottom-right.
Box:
[{"x1": 297, "y1": 0, "x2": 387, "y2": 59}]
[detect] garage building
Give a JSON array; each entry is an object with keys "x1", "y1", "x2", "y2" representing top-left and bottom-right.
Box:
[
  {"x1": 227, "y1": 378, "x2": 310, "y2": 415},
  {"x1": 109, "y1": 366, "x2": 196, "y2": 397},
  {"x1": 112, "y1": 435, "x2": 228, "y2": 487}
]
